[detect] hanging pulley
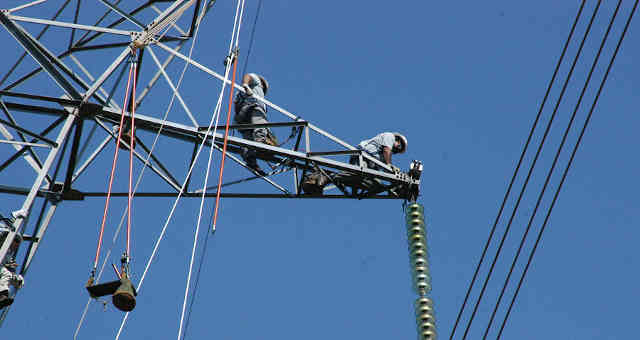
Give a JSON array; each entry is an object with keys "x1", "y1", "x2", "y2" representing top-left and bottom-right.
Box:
[
  {"x1": 112, "y1": 273, "x2": 136, "y2": 312},
  {"x1": 87, "y1": 49, "x2": 138, "y2": 312},
  {"x1": 86, "y1": 254, "x2": 137, "y2": 312}
]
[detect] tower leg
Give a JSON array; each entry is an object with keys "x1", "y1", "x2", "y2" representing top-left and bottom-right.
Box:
[{"x1": 0, "y1": 114, "x2": 75, "y2": 263}]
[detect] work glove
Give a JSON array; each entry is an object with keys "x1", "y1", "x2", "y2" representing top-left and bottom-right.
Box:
[
  {"x1": 243, "y1": 84, "x2": 253, "y2": 96},
  {"x1": 11, "y1": 274, "x2": 23, "y2": 288}
]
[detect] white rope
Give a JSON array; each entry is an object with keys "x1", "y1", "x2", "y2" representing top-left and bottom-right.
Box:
[
  {"x1": 114, "y1": 0, "x2": 236, "y2": 338},
  {"x1": 233, "y1": 0, "x2": 246, "y2": 52},
  {"x1": 176, "y1": 2, "x2": 245, "y2": 339}
]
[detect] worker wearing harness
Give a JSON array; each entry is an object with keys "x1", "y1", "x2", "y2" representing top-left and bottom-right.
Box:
[
  {"x1": 234, "y1": 73, "x2": 276, "y2": 175},
  {"x1": 351, "y1": 132, "x2": 408, "y2": 170},
  {"x1": 302, "y1": 132, "x2": 408, "y2": 194}
]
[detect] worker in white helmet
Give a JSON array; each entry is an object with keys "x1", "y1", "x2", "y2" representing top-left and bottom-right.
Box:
[
  {"x1": 234, "y1": 73, "x2": 275, "y2": 175},
  {"x1": 302, "y1": 132, "x2": 408, "y2": 194},
  {"x1": 351, "y1": 132, "x2": 408, "y2": 171}
]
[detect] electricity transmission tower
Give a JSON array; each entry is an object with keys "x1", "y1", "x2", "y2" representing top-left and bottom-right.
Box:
[{"x1": 0, "y1": 0, "x2": 423, "y2": 327}]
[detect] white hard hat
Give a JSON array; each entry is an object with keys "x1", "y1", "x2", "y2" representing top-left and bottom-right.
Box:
[{"x1": 393, "y1": 133, "x2": 408, "y2": 153}]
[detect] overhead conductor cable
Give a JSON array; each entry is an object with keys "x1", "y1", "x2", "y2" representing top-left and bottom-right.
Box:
[
  {"x1": 483, "y1": 1, "x2": 623, "y2": 338},
  {"x1": 448, "y1": 1, "x2": 587, "y2": 336},
  {"x1": 496, "y1": 1, "x2": 637, "y2": 338}
]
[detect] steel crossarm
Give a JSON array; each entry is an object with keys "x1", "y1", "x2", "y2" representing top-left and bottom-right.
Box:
[
  {"x1": 0, "y1": 98, "x2": 419, "y2": 202},
  {"x1": 0, "y1": 99, "x2": 418, "y2": 188},
  {"x1": 82, "y1": 192, "x2": 405, "y2": 199},
  {"x1": 92, "y1": 107, "x2": 419, "y2": 186}
]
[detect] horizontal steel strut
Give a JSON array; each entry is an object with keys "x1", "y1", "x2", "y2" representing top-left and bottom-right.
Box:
[{"x1": 0, "y1": 98, "x2": 421, "y2": 199}]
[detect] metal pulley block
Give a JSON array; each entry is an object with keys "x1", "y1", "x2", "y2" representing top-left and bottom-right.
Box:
[
  {"x1": 86, "y1": 274, "x2": 137, "y2": 312},
  {"x1": 112, "y1": 275, "x2": 137, "y2": 312}
]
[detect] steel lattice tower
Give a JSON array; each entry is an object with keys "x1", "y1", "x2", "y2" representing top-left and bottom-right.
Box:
[{"x1": 0, "y1": 0, "x2": 424, "y2": 332}]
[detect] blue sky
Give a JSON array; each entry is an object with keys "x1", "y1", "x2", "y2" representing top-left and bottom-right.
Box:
[{"x1": 0, "y1": 1, "x2": 638, "y2": 339}]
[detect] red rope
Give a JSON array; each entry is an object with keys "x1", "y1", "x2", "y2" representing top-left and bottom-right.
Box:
[
  {"x1": 93, "y1": 54, "x2": 134, "y2": 272},
  {"x1": 211, "y1": 55, "x2": 239, "y2": 232}
]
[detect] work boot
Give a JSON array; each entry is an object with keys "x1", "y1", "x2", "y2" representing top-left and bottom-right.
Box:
[
  {"x1": 264, "y1": 131, "x2": 278, "y2": 147},
  {"x1": 302, "y1": 171, "x2": 329, "y2": 195},
  {"x1": 242, "y1": 148, "x2": 266, "y2": 176},
  {"x1": 0, "y1": 295, "x2": 14, "y2": 308}
]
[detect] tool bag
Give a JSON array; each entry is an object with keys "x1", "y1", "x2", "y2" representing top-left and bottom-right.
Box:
[
  {"x1": 264, "y1": 130, "x2": 278, "y2": 146},
  {"x1": 302, "y1": 171, "x2": 330, "y2": 195}
]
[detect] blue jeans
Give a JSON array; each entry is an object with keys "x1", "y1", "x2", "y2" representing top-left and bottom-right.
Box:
[
  {"x1": 235, "y1": 107, "x2": 268, "y2": 168},
  {"x1": 235, "y1": 107, "x2": 268, "y2": 142}
]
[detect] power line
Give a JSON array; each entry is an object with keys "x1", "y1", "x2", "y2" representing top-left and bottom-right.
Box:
[
  {"x1": 484, "y1": 0, "x2": 624, "y2": 337},
  {"x1": 496, "y1": 1, "x2": 637, "y2": 338},
  {"x1": 460, "y1": 3, "x2": 602, "y2": 337},
  {"x1": 447, "y1": 3, "x2": 587, "y2": 338}
]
